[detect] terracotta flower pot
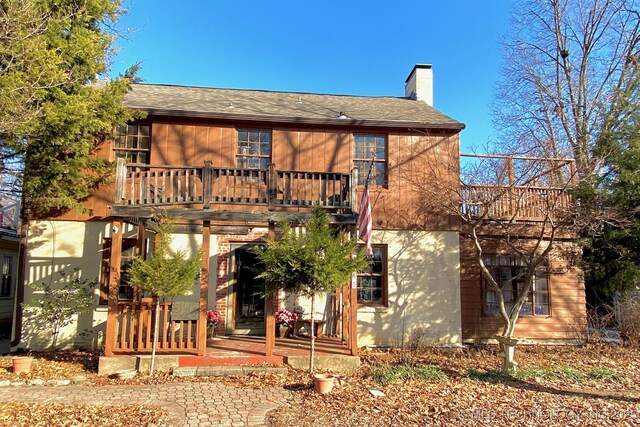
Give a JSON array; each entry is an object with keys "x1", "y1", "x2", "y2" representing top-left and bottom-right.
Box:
[
  {"x1": 313, "y1": 374, "x2": 335, "y2": 394},
  {"x1": 12, "y1": 356, "x2": 33, "y2": 374}
]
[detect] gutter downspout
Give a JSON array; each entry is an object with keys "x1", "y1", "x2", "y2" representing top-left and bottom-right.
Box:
[{"x1": 10, "y1": 201, "x2": 29, "y2": 349}]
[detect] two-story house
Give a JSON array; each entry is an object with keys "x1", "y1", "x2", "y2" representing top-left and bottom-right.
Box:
[{"x1": 13, "y1": 64, "x2": 586, "y2": 368}]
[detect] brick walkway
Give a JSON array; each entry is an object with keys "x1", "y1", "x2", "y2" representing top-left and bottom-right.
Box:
[{"x1": 0, "y1": 382, "x2": 290, "y2": 426}]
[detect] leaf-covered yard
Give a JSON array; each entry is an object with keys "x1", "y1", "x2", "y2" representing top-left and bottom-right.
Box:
[
  {"x1": 0, "y1": 344, "x2": 639, "y2": 426},
  {"x1": 268, "y1": 345, "x2": 640, "y2": 427}
]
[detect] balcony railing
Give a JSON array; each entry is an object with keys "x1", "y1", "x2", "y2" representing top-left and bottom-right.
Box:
[
  {"x1": 114, "y1": 159, "x2": 357, "y2": 212},
  {"x1": 460, "y1": 185, "x2": 572, "y2": 221}
]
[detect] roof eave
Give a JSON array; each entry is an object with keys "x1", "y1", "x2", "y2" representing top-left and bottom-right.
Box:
[{"x1": 131, "y1": 107, "x2": 466, "y2": 131}]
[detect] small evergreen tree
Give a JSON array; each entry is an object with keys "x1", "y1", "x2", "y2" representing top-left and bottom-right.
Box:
[
  {"x1": 255, "y1": 206, "x2": 368, "y2": 373},
  {"x1": 24, "y1": 268, "x2": 96, "y2": 354},
  {"x1": 127, "y1": 219, "x2": 201, "y2": 374}
]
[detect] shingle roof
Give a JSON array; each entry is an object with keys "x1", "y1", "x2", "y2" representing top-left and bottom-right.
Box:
[{"x1": 124, "y1": 84, "x2": 464, "y2": 130}]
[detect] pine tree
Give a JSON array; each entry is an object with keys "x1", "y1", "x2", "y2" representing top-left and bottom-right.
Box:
[
  {"x1": 127, "y1": 219, "x2": 201, "y2": 374},
  {"x1": 255, "y1": 206, "x2": 368, "y2": 373},
  {"x1": 0, "y1": 0, "x2": 140, "y2": 216}
]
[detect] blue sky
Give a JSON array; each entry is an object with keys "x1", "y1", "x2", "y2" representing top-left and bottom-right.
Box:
[{"x1": 111, "y1": 1, "x2": 513, "y2": 152}]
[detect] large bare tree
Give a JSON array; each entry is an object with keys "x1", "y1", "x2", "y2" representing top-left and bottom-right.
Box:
[
  {"x1": 398, "y1": 141, "x2": 579, "y2": 371},
  {"x1": 493, "y1": 0, "x2": 640, "y2": 181}
]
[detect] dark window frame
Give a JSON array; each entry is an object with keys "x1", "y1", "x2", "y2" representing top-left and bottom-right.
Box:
[
  {"x1": 482, "y1": 255, "x2": 550, "y2": 317},
  {"x1": 0, "y1": 254, "x2": 13, "y2": 298},
  {"x1": 114, "y1": 124, "x2": 151, "y2": 165},
  {"x1": 356, "y1": 244, "x2": 388, "y2": 307},
  {"x1": 354, "y1": 134, "x2": 388, "y2": 187},
  {"x1": 99, "y1": 238, "x2": 139, "y2": 305}
]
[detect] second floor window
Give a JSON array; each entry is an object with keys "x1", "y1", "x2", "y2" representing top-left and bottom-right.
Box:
[
  {"x1": 237, "y1": 129, "x2": 271, "y2": 169},
  {"x1": 115, "y1": 124, "x2": 150, "y2": 164},
  {"x1": 484, "y1": 255, "x2": 550, "y2": 317},
  {"x1": 354, "y1": 134, "x2": 387, "y2": 186},
  {"x1": 353, "y1": 134, "x2": 387, "y2": 185}
]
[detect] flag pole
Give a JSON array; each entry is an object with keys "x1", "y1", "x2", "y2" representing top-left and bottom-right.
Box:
[{"x1": 357, "y1": 151, "x2": 376, "y2": 258}]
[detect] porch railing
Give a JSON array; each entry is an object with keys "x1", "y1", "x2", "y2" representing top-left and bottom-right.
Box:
[
  {"x1": 113, "y1": 300, "x2": 199, "y2": 354},
  {"x1": 114, "y1": 159, "x2": 356, "y2": 211}
]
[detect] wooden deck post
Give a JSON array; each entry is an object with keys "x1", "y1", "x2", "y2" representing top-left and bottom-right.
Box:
[
  {"x1": 114, "y1": 158, "x2": 126, "y2": 204},
  {"x1": 351, "y1": 168, "x2": 359, "y2": 214},
  {"x1": 349, "y1": 226, "x2": 358, "y2": 356},
  {"x1": 265, "y1": 221, "x2": 276, "y2": 356},
  {"x1": 197, "y1": 220, "x2": 211, "y2": 356},
  {"x1": 342, "y1": 285, "x2": 349, "y2": 345},
  {"x1": 267, "y1": 163, "x2": 277, "y2": 211},
  {"x1": 104, "y1": 219, "x2": 123, "y2": 357},
  {"x1": 203, "y1": 161, "x2": 213, "y2": 209},
  {"x1": 507, "y1": 156, "x2": 516, "y2": 216}
]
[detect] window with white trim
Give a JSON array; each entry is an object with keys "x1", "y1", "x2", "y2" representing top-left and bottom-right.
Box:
[{"x1": 484, "y1": 255, "x2": 550, "y2": 316}]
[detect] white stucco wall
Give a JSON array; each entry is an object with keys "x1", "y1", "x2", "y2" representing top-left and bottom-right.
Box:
[
  {"x1": 22, "y1": 220, "x2": 113, "y2": 350},
  {"x1": 356, "y1": 230, "x2": 462, "y2": 347},
  {"x1": 283, "y1": 230, "x2": 462, "y2": 348},
  {"x1": 20, "y1": 221, "x2": 216, "y2": 351}
]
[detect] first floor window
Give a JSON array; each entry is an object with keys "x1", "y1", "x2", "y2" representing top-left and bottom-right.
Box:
[
  {"x1": 99, "y1": 238, "x2": 139, "y2": 304},
  {"x1": 0, "y1": 255, "x2": 13, "y2": 297},
  {"x1": 354, "y1": 134, "x2": 387, "y2": 186},
  {"x1": 484, "y1": 255, "x2": 550, "y2": 316},
  {"x1": 115, "y1": 124, "x2": 150, "y2": 164},
  {"x1": 357, "y1": 245, "x2": 387, "y2": 306}
]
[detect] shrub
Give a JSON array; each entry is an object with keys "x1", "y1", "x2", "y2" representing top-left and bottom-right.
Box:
[
  {"x1": 516, "y1": 368, "x2": 558, "y2": 381},
  {"x1": 24, "y1": 268, "x2": 96, "y2": 353},
  {"x1": 557, "y1": 366, "x2": 587, "y2": 382},
  {"x1": 466, "y1": 369, "x2": 513, "y2": 383},
  {"x1": 587, "y1": 367, "x2": 623, "y2": 381},
  {"x1": 373, "y1": 364, "x2": 446, "y2": 385}
]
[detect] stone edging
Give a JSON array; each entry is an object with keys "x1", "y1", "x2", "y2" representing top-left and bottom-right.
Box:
[{"x1": 0, "y1": 375, "x2": 88, "y2": 387}]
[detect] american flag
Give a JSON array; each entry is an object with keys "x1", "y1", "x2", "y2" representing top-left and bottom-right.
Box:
[{"x1": 357, "y1": 178, "x2": 373, "y2": 257}]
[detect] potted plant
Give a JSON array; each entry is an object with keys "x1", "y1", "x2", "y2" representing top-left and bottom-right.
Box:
[
  {"x1": 207, "y1": 310, "x2": 221, "y2": 338},
  {"x1": 313, "y1": 373, "x2": 335, "y2": 394},
  {"x1": 12, "y1": 355, "x2": 34, "y2": 374},
  {"x1": 275, "y1": 308, "x2": 298, "y2": 338}
]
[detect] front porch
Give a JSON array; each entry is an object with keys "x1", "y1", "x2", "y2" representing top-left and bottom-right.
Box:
[
  {"x1": 98, "y1": 335, "x2": 359, "y2": 375},
  {"x1": 104, "y1": 159, "x2": 361, "y2": 360}
]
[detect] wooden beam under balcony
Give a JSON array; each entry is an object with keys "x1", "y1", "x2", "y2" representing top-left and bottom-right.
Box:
[{"x1": 109, "y1": 206, "x2": 357, "y2": 224}]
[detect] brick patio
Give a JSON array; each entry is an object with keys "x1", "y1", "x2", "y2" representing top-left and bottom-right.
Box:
[{"x1": 0, "y1": 381, "x2": 290, "y2": 427}]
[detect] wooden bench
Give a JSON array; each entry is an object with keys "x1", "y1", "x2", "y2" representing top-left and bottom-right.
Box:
[{"x1": 293, "y1": 319, "x2": 325, "y2": 338}]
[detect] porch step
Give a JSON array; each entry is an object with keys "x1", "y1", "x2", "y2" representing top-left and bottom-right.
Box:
[
  {"x1": 284, "y1": 355, "x2": 360, "y2": 372},
  {"x1": 178, "y1": 354, "x2": 285, "y2": 367},
  {"x1": 173, "y1": 365, "x2": 288, "y2": 377}
]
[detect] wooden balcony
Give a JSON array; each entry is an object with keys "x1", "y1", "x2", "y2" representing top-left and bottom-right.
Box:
[
  {"x1": 461, "y1": 185, "x2": 572, "y2": 222},
  {"x1": 111, "y1": 159, "x2": 358, "y2": 222},
  {"x1": 459, "y1": 154, "x2": 575, "y2": 222}
]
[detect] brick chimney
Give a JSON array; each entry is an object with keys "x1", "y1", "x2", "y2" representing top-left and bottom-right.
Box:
[{"x1": 404, "y1": 64, "x2": 433, "y2": 106}]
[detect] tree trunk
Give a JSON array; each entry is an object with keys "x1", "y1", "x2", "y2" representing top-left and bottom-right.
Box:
[
  {"x1": 496, "y1": 335, "x2": 519, "y2": 372},
  {"x1": 150, "y1": 298, "x2": 160, "y2": 375},
  {"x1": 309, "y1": 294, "x2": 315, "y2": 374}
]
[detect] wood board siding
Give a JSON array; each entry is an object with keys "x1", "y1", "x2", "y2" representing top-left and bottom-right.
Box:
[
  {"x1": 45, "y1": 117, "x2": 461, "y2": 232},
  {"x1": 459, "y1": 235, "x2": 587, "y2": 342}
]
